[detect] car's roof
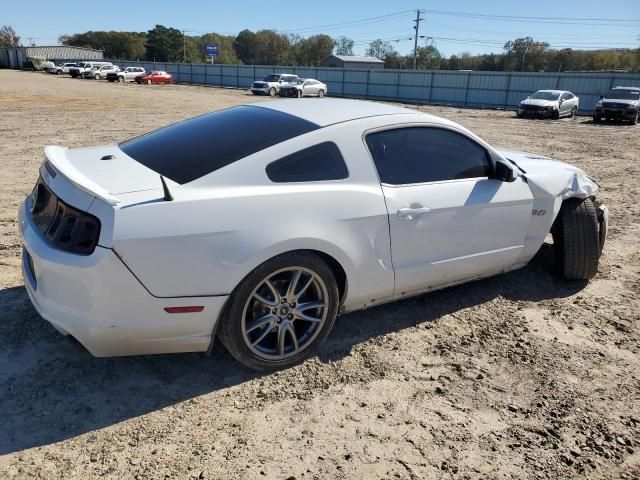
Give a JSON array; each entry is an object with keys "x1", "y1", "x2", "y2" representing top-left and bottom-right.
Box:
[
  {"x1": 255, "y1": 98, "x2": 426, "y2": 127},
  {"x1": 536, "y1": 89, "x2": 567, "y2": 94}
]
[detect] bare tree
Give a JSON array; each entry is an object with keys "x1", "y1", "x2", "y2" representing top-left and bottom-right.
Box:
[{"x1": 0, "y1": 25, "x2": 20, "y2": 47}]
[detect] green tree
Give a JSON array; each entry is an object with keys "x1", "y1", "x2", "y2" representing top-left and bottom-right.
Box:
[
  {"x1": 414, "y1": 45, "x2": 442, "y2": 69},
  {"x1": 61, "y1": 31, "x2": 146, "y2": 59},
  {"x1": 366, "y1": 39, "x2": 395, "y2": 60},
  {"x1": 384, "y1": 51, "x2": 406, "y2": 69},
  {"x1": 296, "y1": 35, "x2": 335, "y2": 66},
  {"x1": 197, "y1": 33, "x2": 240, "y2": 64},
  {"x1": 233, "y1": 29, "x2": 257, "y2": 64},
  {"x1": 254, "y1": 30, "x2": 290, "y2": 65},
  {"x1": 334, "y1": 36, "x2": 354, "y2": 56},
  {"x1": 145, "y1": 25, "x2": 183, "y2": 62},
  {"x1": 503, "y1": 37, "x2": 549, "y2": 71}
]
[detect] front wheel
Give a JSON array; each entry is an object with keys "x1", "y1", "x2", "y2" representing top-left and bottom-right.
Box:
[
  {"x1": 269, "y1": 87, "x2": 276, "y2": 97},
  {"x1": 631, "y1": 111, "x2": 639, "y2": 125},
  {"x1": 118, "y1": 76, "x2": 125, "y2": 83},
  {"x1": 94, "y1": 74, "x2": 101, "y2": 80},
  {"x1": 146, "y1": 79, "x2": 152, "y2": 85},
  {"x1": 218, "y1": 252, "x2": 339, "y2": 371},
  {"x1": 593, "y1": 115, "x2": 601, "y2": 123},
  {"x1": 296, "y1": 89, "x2": 302, "y2": 98},
  {"x1": 551, "y1": 198, "x2": 601, "y2": 280}
]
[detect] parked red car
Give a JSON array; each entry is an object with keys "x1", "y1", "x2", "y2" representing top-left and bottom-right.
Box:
[{"x1": 135, "y1": 71, "x2": 173, "y2": 85}]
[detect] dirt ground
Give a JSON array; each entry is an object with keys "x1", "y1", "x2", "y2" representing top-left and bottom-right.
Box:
[{"x1": 0, "y1": 70, "x2": 638, "y2": 480}]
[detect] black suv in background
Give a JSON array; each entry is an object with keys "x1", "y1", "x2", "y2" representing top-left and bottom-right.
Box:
[{"x1": 593, "y1": 86, "x2": 640, "y2": 124}]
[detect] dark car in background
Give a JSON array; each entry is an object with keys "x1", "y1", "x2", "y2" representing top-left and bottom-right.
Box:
[{"x1": 593, "y1": 87, "x2": 640, "y2": 124}]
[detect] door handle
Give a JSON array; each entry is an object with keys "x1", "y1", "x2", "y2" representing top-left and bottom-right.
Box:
[{"x1": 397, "y1": 205, "x2": 431, "y2": 220}]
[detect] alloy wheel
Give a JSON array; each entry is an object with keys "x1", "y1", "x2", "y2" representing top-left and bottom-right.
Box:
[{"x1": 241, "y1": 267, "x2": 329, "y2": 361}]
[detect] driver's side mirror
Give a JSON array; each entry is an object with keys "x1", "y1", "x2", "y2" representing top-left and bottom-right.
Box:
[{"x1": 494, "y1": 160, "x2": 517, "y2": 182}]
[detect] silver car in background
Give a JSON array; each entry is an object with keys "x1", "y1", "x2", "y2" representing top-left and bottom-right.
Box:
[
  {"x1": 517, "y1": 90, "x2": 579, "y2": 119},
  {"x1": 278, "y1": 78, "x2": 328, "y2": 98}
]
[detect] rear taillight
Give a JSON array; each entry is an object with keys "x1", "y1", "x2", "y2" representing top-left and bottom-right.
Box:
[{"x1": 30, "y1": 178, "x2": 101, "y2": 255}]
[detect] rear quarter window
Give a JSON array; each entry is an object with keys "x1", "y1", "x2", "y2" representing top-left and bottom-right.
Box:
[{"x1": 266, "y1": 142, "x2": 348, "y2": 183}]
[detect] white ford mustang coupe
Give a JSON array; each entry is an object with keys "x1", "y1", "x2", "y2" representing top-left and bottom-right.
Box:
[{"x1": 19, "y1": 99, "x2": 608, "y2": 370}]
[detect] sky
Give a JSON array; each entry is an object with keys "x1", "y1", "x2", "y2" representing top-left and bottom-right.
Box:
[{"x1": 5, "y1": 0, "x2": 640, "y2": 57}]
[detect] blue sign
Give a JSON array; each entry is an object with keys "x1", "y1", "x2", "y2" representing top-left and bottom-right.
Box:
[{"x1": 205, "y1": 43, "x2": 219, "y2": 57}]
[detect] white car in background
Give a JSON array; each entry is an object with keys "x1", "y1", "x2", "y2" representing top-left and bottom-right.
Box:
[
  {"x1": 82, "y1": 64, "x2": 120, "y2": 80},
  {"x1": 19, "y1": 99, "x2": 607, "y2": 370},
  {"x1": 278, "y1": 78, "x2": 327, "y2": 98},
  {"x1": 518, "y1": 90, "x2": 579, "y2": 119},
  {"x1": 46, "y1": 63, "x2": 78, "y2": 75}
]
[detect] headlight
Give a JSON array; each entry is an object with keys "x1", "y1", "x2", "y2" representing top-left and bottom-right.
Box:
[
  {"x1": 626, "y1": 104, "x2": 636, "y2": 110},
  {"x1": 545, "y1": 106, "x2": 554, "y2": 110}
]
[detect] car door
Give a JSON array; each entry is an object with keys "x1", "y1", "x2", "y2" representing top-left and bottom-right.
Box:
[
  {"x1": 365, "y1": 126, "x2": 534, "y2": 295},
  {"x1": 559, "y1": 93, "x2": 570, "y2": 115}
]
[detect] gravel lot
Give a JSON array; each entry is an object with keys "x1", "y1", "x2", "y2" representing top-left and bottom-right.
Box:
[{"x1": 0, "y1": 70, "x2": 639, "y2": 480}]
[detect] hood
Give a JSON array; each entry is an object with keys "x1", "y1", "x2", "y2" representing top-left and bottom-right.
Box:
[
  {"x1": 520, "y1": 98, "x2": 558, "y2": 107},
  {"x1": 44, "y1": 145, "x2": 165, "y2": 206},
  {"x1": 496, "y1": 148, "x2": 599, "y2": 199},
  {"x1": 601, "y1": 98, "x2": 639, "y2": 107}
]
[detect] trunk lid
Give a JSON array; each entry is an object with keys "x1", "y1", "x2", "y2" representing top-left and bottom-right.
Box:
[{"x1": 44, "y1": 145, "x2": 165, "y2": 206}]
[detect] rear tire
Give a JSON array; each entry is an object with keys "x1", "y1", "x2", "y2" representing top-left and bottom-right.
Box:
[
  {"x1": 318, "y1": 89, "x2": 325, "y2": 98},
  {"x1": 218, "y1": 252, "x2": 339, "y2": 371},
  {"x1": 551, "y1": 198, "x2": 600, "y2": 280},
  {"x1": 593, "y1": 115, "x2": 601, "y2": 123}
]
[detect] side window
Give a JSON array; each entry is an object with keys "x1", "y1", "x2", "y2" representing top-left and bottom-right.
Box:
[
  {"x1": 366, "y1": 127, "x2": 491, "y2": 185},
  {"x1": 266, "y1": 142, "x2": 348, "y2": 183},
  {"x1": 561, "y1": 93, "x2": 570, "y2": 100}
]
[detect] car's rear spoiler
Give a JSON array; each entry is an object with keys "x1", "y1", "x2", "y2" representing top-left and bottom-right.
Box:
[{"x1": 44, "y1": 145, "x2": 122, "y2": 206}]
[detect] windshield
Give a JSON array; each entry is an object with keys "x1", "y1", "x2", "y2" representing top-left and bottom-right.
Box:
[
  {"x1": 290, "y1": 79, "x2": 305, "y2": 85},
  {"x1": 608, "y1": 89, "x2": 640, "y2": 100},
  {"x1": 263, "y1": 74, "x2": 280, "y2": 82},
  {"x1": 530, "y1": 91, "x2": 560, "y2": 101}
]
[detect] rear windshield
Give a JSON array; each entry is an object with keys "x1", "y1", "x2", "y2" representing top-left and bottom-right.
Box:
[{"x1": 119, "y1": 105, "x2": 319, "y2": 184}]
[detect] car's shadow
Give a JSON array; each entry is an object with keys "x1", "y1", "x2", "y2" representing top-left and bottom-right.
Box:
[{"x1": 0, "y1": 244, "x2": 584, "y2": 455}]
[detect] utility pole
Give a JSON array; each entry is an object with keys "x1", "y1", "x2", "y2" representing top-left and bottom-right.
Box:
[
  {"x1": 521, "y1": 44, "x2": 529, "y2": 72},
  {"x1": 182, "y1": 30, "x2": 186, "y2": 63},
  {"x1": 412, "y1": 9, "x2": 425, "y2": 70}
]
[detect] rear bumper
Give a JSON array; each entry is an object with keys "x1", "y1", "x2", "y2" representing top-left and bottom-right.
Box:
[{"x1": 19, "y1": 200, "x2": 227, "y2": 357}]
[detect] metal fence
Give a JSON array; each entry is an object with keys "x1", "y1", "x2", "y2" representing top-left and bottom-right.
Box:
[{"x1": 109, "y1": 59, "x2": 640, "y2": 114}]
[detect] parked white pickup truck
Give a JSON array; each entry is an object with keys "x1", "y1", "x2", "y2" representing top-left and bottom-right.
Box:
[{"x1": 107, "y1": 67, "x2": 146, "y2": 83}]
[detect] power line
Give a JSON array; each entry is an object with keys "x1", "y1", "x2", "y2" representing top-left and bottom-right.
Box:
[
  {"x1": 280, "y1": 9, "x2": 415, "y2": 33},
  {"x1": 427, "y1": 9, "x2": 640, "y2": 23},
  {"x1": 427, "y1": 10, "x2": 640, "y2": 27}
]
